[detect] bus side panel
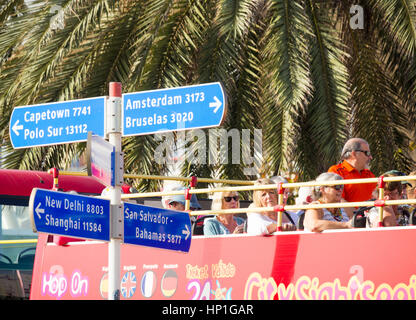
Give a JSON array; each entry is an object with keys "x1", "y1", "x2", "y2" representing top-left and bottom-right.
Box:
[
  {"x1": 30, "y1": 228, "x2": 416, "y2": 300},
  {"x1": 30, "y1": 234, "x2": 108, "y2": 300}
]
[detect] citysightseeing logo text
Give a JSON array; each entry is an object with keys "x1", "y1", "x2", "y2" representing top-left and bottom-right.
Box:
[
  {"x1": 244, "y1": 272, "x2": 416, "y2": 300},
  {"x1": 154, "y1": 128, "x2": 262, "y2": 176}
]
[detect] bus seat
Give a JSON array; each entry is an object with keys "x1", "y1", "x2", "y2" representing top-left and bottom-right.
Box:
[
  {"x1": 192, "y1": 215, "x2": 214, "y2": 235},
  {"x1": 352, "y1": 207, "x2": 371, "y2": 228},
  {"x1": 17, "y1": 248, "x2": 36, "y2": 266},
  {"x1": 0, "y1": 253, "x2": 13, "y2": 266},
  {"x1": 297, "y1": 211, "x2": 305, "y2": 230}
]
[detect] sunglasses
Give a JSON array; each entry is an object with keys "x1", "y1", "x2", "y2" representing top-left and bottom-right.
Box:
[
  {"x1": 224, "y1": 196, "x2": 239, "y2": 202},
  {"x1": 330, "y1": 185, "x2": 344, "y2": 191},
  {"x1": 355, "y1": 149, "x2": 371, "y2": 157}
]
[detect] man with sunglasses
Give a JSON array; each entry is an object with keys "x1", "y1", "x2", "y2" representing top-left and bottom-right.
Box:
[{"x1": 328, "y1": 138, "x2": 377, "y2": 217}]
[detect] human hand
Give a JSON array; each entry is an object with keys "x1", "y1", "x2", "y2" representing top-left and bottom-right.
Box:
[
  {"x1": 233, "y1": 224, "x2": 244, "y2": 234},
  {"x1": 282, "y1": 223, "x2": 297, "y2": 231}
]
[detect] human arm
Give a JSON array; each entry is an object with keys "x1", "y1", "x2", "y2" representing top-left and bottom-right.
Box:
[
  {"x1": 340, "y1": 198, "x2": 354, "y2": 218},
  {"x1": 367, "y1": 206, "x2": 397, "y2": 227},
  {"x1": 203, "y1": 218, "x2": 220, "y2": 236},
  {"x1": 304, "y1": 208, "x2": 352, "y2": 233},
  {"x1": 381, "y1": 206, "x2": 397, "y2": 227}
]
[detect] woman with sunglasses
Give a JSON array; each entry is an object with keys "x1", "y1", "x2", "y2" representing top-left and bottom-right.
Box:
[
  {"x1": 203, "y1": 191, "x2": 245, "y2": 236},
  {"x1": 247, "y1": 178, "x2": 297, "y2": 235},
  {"x1": 304, "y1": 172, "x2": 352, "y2": 233}
]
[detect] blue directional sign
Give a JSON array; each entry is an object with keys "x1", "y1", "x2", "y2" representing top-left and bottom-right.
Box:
[
  {"x1": 122, "y1": 82, "x2": 227, "y2": 137},
  {"x1": 30, "y1": 188, "x2": 110, "y2": 241},
  {"x1": 9, "y1": 97, "x2": 106, "y2": 149},
  {"x1": 123, "y1": 203, "x2": 192, "y2": 252}
]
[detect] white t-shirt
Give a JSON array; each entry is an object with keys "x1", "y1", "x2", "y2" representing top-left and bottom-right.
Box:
[
  {"x1": 247, "y1": 212, "x2": 275, "y2": 235},
  {"x1": 247, "y1": 211, "x2": 298, "y2": 235}
]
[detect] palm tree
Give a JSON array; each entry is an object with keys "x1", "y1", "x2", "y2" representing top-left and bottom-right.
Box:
[{"x1": 0, "y1": 0, "x2": 415, "y2": 191}]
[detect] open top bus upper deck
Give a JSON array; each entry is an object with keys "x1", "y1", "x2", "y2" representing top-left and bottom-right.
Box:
[{"x1": 27, "y1": 171, "x2": 416, "y2": 300}]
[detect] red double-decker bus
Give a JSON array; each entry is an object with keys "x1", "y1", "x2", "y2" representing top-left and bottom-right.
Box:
[{"x1": 0, "y1": 169, "x2": 105, "y2": 298}]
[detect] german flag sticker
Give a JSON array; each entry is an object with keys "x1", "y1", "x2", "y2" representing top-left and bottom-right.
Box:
[{"x1": 161, "y1": 269, "x2": 178, "y2": 298}]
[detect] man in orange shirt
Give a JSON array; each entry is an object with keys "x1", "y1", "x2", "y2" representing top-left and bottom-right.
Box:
[{"x1": 328, "y1": 138, "x2": 377, "y2": 216}]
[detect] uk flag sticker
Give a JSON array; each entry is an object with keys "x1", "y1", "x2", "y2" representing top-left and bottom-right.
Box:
[{"x1": 121, "y1": 271, "x2": 137, "y2": 299}]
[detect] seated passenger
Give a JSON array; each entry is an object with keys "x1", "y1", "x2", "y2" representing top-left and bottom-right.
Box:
[
  {"x1": 247, "y1": 178, "x2": 297, "y2": 235},
  {"x1": 271, "y1": 175, "x2": 299, "y2": 226},
  {"x1": 406, "y1": 171, "x2": 416, "y2": 196},
  {"x1": 161, "y1": 184, "x2": 201, "y2": 211},
  {"x1": 384, "y1": 170, "x2": 415, "y2": 225},
  {"x1": 406, "y1": 170, "x2": 416, "y2": 224},
  {"x1": 203, "y1": 191, "x2": 245, "y2": 236},
  {"x1": 304, "y1": 172, "x2": 352, "y2": 233},
  {"x1": 366, "y1": 172, "x2": 403, "y2": 227}
]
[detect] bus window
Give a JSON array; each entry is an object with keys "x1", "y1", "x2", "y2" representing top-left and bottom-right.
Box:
[
  {"x1": 1, "y1": 205, "x2": 36, "y2": 237},
  {"x1": 0, "y1": 203, "x2": 37, "y2": 263}
]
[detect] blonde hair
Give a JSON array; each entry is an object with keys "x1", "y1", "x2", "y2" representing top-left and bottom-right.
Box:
[
  {"x1": 211, "y1": 189, "x2": 239, "y2": 212},
  {"x1": 252, "y1": 178, "x2": 276, "y2": 208}
]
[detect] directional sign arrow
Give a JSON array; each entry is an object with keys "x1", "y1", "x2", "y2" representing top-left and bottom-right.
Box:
[
  {"x1": 182, "y1": 224, "x2": 190, "y2": 240},
  {"x1": 35, "y1": 202, "x2": 45, "y2": 219},
  {"x1": 12, "y1": 120, "x2": 23, "y2": 136},
  {"x1": 209, "y1": 96, "x2": 222, "y2": 113}
]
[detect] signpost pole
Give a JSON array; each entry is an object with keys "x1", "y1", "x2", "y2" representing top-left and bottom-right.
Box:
[{"x1": 107, "y1": 82, "x2": 123, "y2": 300}]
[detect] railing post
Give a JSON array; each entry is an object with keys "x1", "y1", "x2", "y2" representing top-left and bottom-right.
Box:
[
  {"x1": 48, "y1": 168, "x2": 59, "y2": 191},
  {"x1": 185, "y1": 176, "x2": 198, "y2": 211},
  {"x1": 377, "y1": 176, "x2": 385, "y2": 227},
  {"x1": 276, "y1": 182, "x2": 285, "y2": 231}
]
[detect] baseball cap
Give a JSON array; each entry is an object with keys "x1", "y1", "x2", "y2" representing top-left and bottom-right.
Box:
[
  {"x1": 166, "y1": 186, "x2": 201, "y2": 209},
  {"x1": 384, "y1": 170, "x2": 412, "y2": 187}
]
